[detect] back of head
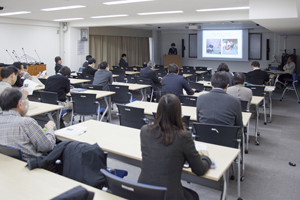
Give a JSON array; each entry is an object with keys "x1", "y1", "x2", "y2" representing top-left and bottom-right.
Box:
[
  {"x1": 232, "y1": 72, "x2": 246, "y2": 85},
  {"x1": 23, "y1": 63, "x2": 28, "y2": 70},
  {"x1": 168, "y1": 63, "x2": 179, "y2": 74},
  {"x1": 60, "y1": 66, "x2": 71, "y2": 77},
  {"x1": 12, "y1": 62, "x2": 22, "y2": 70},
  {"x1": 171, "y1": 43, "x2": 176, "y2": 47},
  {"x1": 88, "y1": 58, "x2": 96, "y2": 65},
  {"x1": 147, "y1": 60, "x2": 156, "y2": 68},
  {"x1": 211, "y1": 72, "x2": 229, "y2": 89},
  {"x1": 55, "y1": 56, "x2": 61, "y2": 63},
  {"x1": 0, "y1": 88, "x2": 23, "y2": 111},
  {"x1": 251, "y1": 61, "x2": 260, "y2": 68},
  {"x1": 1, "y1": 66, "x2": 18, "y2": 79},
  {"x1": 217, "y1": 63, "x2": 229, "y2": 72},
  {"x1": 99, "y1": 61, "x2": 108, "y2": 69},
  {"x1": 86, "y1": 55, "x2": 92, "y2": 60}
]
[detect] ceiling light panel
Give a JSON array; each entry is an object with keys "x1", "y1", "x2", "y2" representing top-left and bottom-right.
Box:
[
  {"x1": 137, "y1": 10, "x2": 184, "y2": 15},
  {"x1": 103, "y1": 0, "x2": 154, "y2": 5},
  {"x1": 0, "y1": 11, "x2": 31, "y2": 16},
  {"x1": 91, "y1": 14, "x2": 129, "y2": 18},
  {"x1": 41, "y1": 5, "x2": 86, "y2": 11},
  {"x1": 53, "y1": 18, "x2": 84, "y2": 21},
  {"x1": 196, "y1": 7, "x2": 250, "y2": 12}
]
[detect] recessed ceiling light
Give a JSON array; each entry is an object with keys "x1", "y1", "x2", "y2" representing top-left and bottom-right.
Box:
[
  {"x1": 196, "y1": 7, "x2": 250, "y2": 12},
  {"x1": 103, "y1": 0, "x2": 154, "y2": 5},
  {"x1": 91, "y1": 14, "x2": 129, "y2": 19},
  {"x1": 53, "y1": 18, "x2": 84, "y2": 22},
  {"x1": 0, "y1": 11, "x2": 31, "y2": 16},
  {"x1": 137, "y1": 10, "x2": 183, "y2": 15},
  {"x1": 41, "y1": 5, "x2": 86, "y2": 11}
]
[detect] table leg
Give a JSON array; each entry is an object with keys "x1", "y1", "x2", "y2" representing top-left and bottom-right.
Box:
[
  {"x1": 237, "y1": 141, "x2": 242, "y2": 199},
  {"x1": 221, "y1": 173, "x2": 227, "y2": 200},
  {"x1": 140, "y1": 88, "x2": 146, "y2": 101},
  {"x1": 107, "y1": 96, "x2": 112, "y2": 122},
  {"x1": 263, "y1": 97, "x2": 267, "y2": 125},
  {"x1": 246, "y1": 121, "x2": 250, "y2": 153},
  {"x1": 268, "y1": 92, "x2": 272, "y2": 123},
  {"x1": 101, "y1": 97, "x2": 109, "y2": 122},
  {"x1": 255, "y1": 105, "x2": 260, "y2": 145},
  {"x1": 47, "y1": 111, "x2": 60, "y2": 129}
]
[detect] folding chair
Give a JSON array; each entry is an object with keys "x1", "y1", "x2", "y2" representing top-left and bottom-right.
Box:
[
  {"x1": 136, "y1": 78, "x2": 154, "y2": 102},
  {"x1": 280, "y1": 71, "x2": 300, "y2": 103},
  {"x1": 180, "y1": 95, "x2": 197, "y2": 107},
  {"x1": 0, "y1": 144, "x2": 23, "y2": 161},
  {"x1": 189, "y1": 82, "x2": 204, "y2": 92},
  {"x1": 109, "y1": 85, "x2": 136, "y2": 104},
  {"x1": 116, "y1": 105, "x2": 148, "y2": 129},
  {"x1": 82, "y1": 74, "x2": 94, "y2": 84},
  {"x1": 112, "y1": 70, "x2": 126, "y2": 82},
  {"x1": 126, "y1": 74, "x2": 137, "y2": 84}
]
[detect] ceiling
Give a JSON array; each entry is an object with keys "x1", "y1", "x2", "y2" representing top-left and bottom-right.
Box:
[{"x1": 0, "y1": 0, "x2": 299, "y2": 35}]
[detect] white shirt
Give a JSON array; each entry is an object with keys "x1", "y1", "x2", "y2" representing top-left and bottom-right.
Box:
[{"x1": 283, "y1": 62, "x2": 295, "y2": 74}]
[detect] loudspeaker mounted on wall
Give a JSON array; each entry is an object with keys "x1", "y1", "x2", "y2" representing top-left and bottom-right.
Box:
[
  {"x1": 266, "y1": 39, "x2": 270, "y2": 60},
  {"x1": 81, "y1": 29, "x2": 88, "y2": 41},
  {"x1": 182, "y1": 39, "x2": 185, "y2": 58}
]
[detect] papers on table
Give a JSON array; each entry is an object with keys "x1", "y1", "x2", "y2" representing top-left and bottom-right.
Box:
[
  {"x1": 70, "y1": 88, "x2": 87, "y2": 93},
  {"x1": 195, "y1": 143, "x2": 207, "y2": 151},
  {"x1": 23, "y1": 76, "x2": 45, "y2": 95},
  {"x1": 56, "y1": 125, "x2": 88, "y2": 136},
  {"x1": 41, "y1": 70, "x2": 47, "y2": 76}
]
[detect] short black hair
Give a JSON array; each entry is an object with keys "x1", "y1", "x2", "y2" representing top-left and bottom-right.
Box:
[
  {"x1": 23, "y1": 63, "x2": 28, "y2": 70},
  {"x1": 86, "y1": 55, "x2": 92, "y2": 60},
  {"x1": 232, "y1": 72, "x2": 246, "y2": 85},
  {"x1": 99, "y1": 61, "x2": 108, "y2": 69},
  {"x1": 88, "y1": 58, "x2": 96, "y2": 65},
  {"x1": 251, "y1": 61, "x2": 260, "y2": 68},
  {"x1": 288, "y1": 56, "x2": 294, "y2": 62},
  {"x1": 171, "y1": 43, "x2": 176, "y2": 46},
  {"x1": 0, "y1": 88, "x2": 23, "y2": 111},
  {"x1": 60, "y1": 66, "x2": 71, "y2": 77},
  {"x1": 12, "y1": 62, "x2": 23, "y2": 70},
  {"x1": 168, "y1": 63, "x2": 179, "y2": 74},
  {"x1": 211, "y1": 72, "x2": 229, "y2": 89},
  {"x1": 55, "y1": 56, "x2": 61, "y2": 63},
  {"x1": 1, "y1": 66, "x2": 18, "y2": 79},
  {"x1": 217, "y1": 63, "x2": 229, "y2": 72},
  {"x1": 122, "y1": 54, "x2": 126, "y2": 58}
]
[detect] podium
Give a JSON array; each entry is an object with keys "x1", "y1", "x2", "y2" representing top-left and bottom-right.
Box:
[{"x1": 163, "y1": 55, "x2": 182, "y2": 69}]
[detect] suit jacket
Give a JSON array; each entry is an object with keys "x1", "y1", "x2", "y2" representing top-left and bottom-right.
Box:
[
  {"x1": 82, "y1": 66, "x2": 97, "y2": 76},
  {"x1": 119, "y1": 58, "x2": 128, "y2": 68},
  {"x1": 139, "y1": 67, "x2": 161, "y2": 90},
  {"x1": 92, "y1": 69, "x2": 113, "y2": 91},
  {"x1": 82, "y1": 61, "x2": 88, "y2": 68},
  {"x1": 55, "y1": 63, "x2": 63, "y2": 74},
  {"x1": 246, "y1": 69, "x2": 269, "y2": 84},
  {"x1": 45, "y1": 74, "x2": 70, "y2": 102},
  {"x1": 227, "y1": 85, "x2": 253, "y2": 110},
  {"x1": 225, "y1": 72, "x2": 233, "y2": 86},
  {"x1": 138, "y1": 125, "x2": 211, "y2": 200},
  {"x1": 162, "y1": 73, "x2": 194, "y2": 98},
  {"x1": 168, "y1": 48, "x2": 177, "y2": 55},
  {"x1": 196, "y1": 89, "x2": 243, "y2": 127}
]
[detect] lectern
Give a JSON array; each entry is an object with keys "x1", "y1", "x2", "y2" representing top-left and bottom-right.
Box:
[{"x1": 163, "y1": 55, "x2": 182, "y2": 69}]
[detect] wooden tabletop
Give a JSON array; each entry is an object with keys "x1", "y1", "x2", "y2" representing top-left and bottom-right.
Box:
[
  {"x1": 0, "y1": 154, "x2": 125, "y2": 200},
  {"x1": 33, "y1": 85, "x2": 45, "y2": 91},
  {"x1": 196, "y1": 71, "x2": 209, "y2": 75},
  {"x1": 112, "y1": 82, "x2": 151, "y2": 90},
  {"x1": 25, "y1": 101, "x2": 63, "y2": 117},
  {"x1": 112, "y1": 74, "x2": 119, "y2": 78},
  {"x1": 251, "y1": 96, "x2": 264, "y2": 105},
  {"x1": 55, "y1": 120, "x2": 240, "y2": 182},
  {"x1": 69, "y1": 78, "x2": 91, "y2": 84},
  {"x1": 197, "y1": 81, "x2": 212, "y2": 87},
  {"x1": 68, "y1": 89, "x2": 115, "y2": 99},
  {"x1": 265, "y1": 70, "x2": 286, "y2": 74},
  {"x1": 125, "y1": 71, "x2": 140, "y2": 75},
  {"x1": 183, "y1": 74, "x2": 193, "y2": 78}
]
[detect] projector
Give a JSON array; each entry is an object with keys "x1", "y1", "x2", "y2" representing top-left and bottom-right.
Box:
[{"x1": 185, "y1": 25, "x2": 200, "y2": 30}]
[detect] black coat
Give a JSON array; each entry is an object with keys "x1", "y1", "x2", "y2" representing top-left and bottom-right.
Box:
[
  {"x1": 45, "y1": 74, "x2": 70, "y2": 102},
  {"x1": 162, "y1": 73, "x2": 194, "y2": 98},
  {"x1": 82, "y1": 66, "x2": 97, "y2": 76},
  {"x1": 246, "y1": 69, "x2": 269, "y2": 84},
  {"x1": 55, "y1": 63, "x2": 63, "y2": 74},
  {"x1": 140, "y1": 67, "x2": 161, "y2": 90},
  {"x1": 119, "y1": 58, "x2": 128, "y2": 68}
]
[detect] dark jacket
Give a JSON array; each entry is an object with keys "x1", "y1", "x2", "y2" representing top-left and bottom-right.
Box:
[
  {"x1": 51, "y1": 186, "x2": 94, "y2": 200},
  {"x1": 92, "y1": 69, "x2": 113, "y2": 91},
  {"x1": 140, "y1": 67, "x2": 161, "y2": 90},
  {"x1": 138, "y1": 125, "x2": 211, "y2": 200},
  {"x1": 162, "y1": 73, "x2": 194, "y2": 98},
  {"x1": 55, "y1": 63, "x2": 63, "y2": 74},
  {"x1": 246, "y1": 69, "x2": 269, "y2": 84},
  {"x1": 45, "y1": 74, "x2": 70, "y2": 102},
  {"x1": 27, "y1": 141, "x2": 107, "y2": 188},
  {"x1": 196, "y1": 89, "x2": 243, "y2": 127},
  {"x1": 168, "y1": 48, "x2": 177, "y2": 55},
  {"x1": 82, "y1": 66, "x2": 97, "y2": 76},
  {"x1": 13, "y1": 74, "x2": 23, "y2": 87},
  {"x1": 119, "y1": 58, "x2": 128, "y2": 68}
]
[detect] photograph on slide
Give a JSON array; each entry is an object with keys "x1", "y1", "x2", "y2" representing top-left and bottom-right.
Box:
[
  {"x1": 206, "y1": 39, "x2": 221, "y2": 54},
  {"x1": 222, "y1": 39, "x2": 238, "y2": 55}
]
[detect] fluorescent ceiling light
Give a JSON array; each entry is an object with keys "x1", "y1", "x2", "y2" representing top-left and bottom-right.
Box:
[
  {"x1": 196, "y1": 7, "x2": 250, "y2": 12},
  {"x1": 91, "y1": 14, "x2": 129, "y2": 19},
  {"x1": 41, "y1": 5, "x2": 86, "y2": 11},
  {"x1": 103, "y1": 0, "x2": 154, "y2": 5},
  {"x1": 0, "y1": 11, "x2": 31, "y2": 16},
  {"x1": 53, "y1": 18, "x2": 84, "y2": 22},
  {"x1": 138, "y1": 10, "x2": 183, "y2": 15}
]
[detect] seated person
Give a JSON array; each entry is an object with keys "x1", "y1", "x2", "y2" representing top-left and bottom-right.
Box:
[
  {"x1": 278, "y1": 56, "x2": 296, "y2": 85},
  {"x1": 162, "y1": 63, "x2": 195, "y2": 99},
  {"x1": 0, "y1": 66, "x2": 29, "y2": 115},
  {"x1": 217, "y1": 63, "x2": 233, "y2": 86},
  {"x1": 93, "y1": 61, "x2": 113, "y2": 91},
  {"x1": 139, "y1": 60, "x2": 161, "y2": 91},
  {"x1": 23, "y1": 64, "x2": 31, "y2": 79},
  {"x1": 12, "y1": 62, "x2": 24, "y2": 87},
  {"x1": 196, "y1": 72, "x2": 243, "y2": 127},
  {"x1": 227, "y1": 72, "x2": 253, "y2": 110},
  {"x1": 0, "y1": 88, "x2": 56, "y2": 161},
  {"x1": 82, "y1": 58, "x2": 97, "y2": 76},
  {"x1": 119, "y1": 53, "x2": 128, "y2": 68},
  {"x1": 168, "y1": 43, "x2": 177, "y2": 55},
  {"x1": 45, "y1": 66, "x2": 72, "y2": 123},
  {"x1": 54, "y1": 56, "x2": 63, "y2": 74},
  {"x1": 82, "y1": 55, "x2": 92, "y2": 68},
  {"x1": 138, "y1": 93, "x2": 211, "y2": 200},
  {"x1": 246, "y1": 61, "x2": 269, "y2": 85}
]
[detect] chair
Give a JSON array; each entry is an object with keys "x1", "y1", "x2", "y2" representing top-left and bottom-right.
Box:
[
  {"x1": 116, "y1": 105, "x2": 148, "y2": 129},
  {"x1": 70, "y1": 93, "x2": 104, "y2": 124},
  {"x1": 82, "y1": 74, "x2": 94, "y2": 84},
  {"x1": 0, "y1": 144, "x2": 23, "y2": 161},
  {"x1": 189, "y1": 82, "x2": 204, "y2": 92},
  {"x1": 155, "y1": 65, "x2": 165, "y2": 71},
  {"x1": 280, "y1": 71, "x2": 300, "y2": 103},
  {"x1": 113, "y1": 66, "x2": 122, "y2": 71},
  {"x1": 203, "y1": 75, "x2": 212, "y2": 81},
  {"x1": 38, "y1": 78, "x2": 47, "y2": 85},
  {"x1": 183, "y1": 68, "x2": 195, "y2": 75},
  {"x1": 77, "y1": 73, "x2": 84, "y2": 79},
  {"x1": 124, "y1": 66, "x2": 134, "y2": 71},
  {"x1": 126, "y1": 74, "x2": 137, "y2": 83},
  {"x1": 182, "y1": 66, "x2": 194, "y2": 70},
  {"x1": 152, "y1": 90, "x2": 166, "y2": 103},
  {"x1": 81, "y1": 84, "x2": 104, "y2": 91},
  {"x1": 246, "y1": 77, "x2": 266, "y2": 85},
  {"x1": 137, "y1": 78, "x2": 154, "y2": 102},
  {"x1": 180, "y1": 95, "x2": 197, "y2": 107},
  {"x1": 156, "y1": 72, "x2": 167, "y2": 78},
  {"x1": 101, "y1": 169, "x2": 167, "y2": 200},
  {"x1": 239, "y1": 99, "x2": 249, "y2": 112},
  {"x1": 112, "y1": 70, "x2": 126, "y2": 82},
  {"x1": 195, "y1": 66, "x2": 207, "y2": 71},
  {"x1": 78, "y1": 67, "x2": 84, "y2": 73},
  {"x1": 109, "y1": 85, "x2": 136, "y2": 104},
  {"x1": 153, "y1": 112, "x2": 191, "y2": 131}
]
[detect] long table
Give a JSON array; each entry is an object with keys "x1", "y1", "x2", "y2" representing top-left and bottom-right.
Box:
[
  {"x1": 112, "y1": 82, "x2": 151, "y2": 101},
  {"x1": 55, "y1": 120, "x2": 240, "y2": 200}
]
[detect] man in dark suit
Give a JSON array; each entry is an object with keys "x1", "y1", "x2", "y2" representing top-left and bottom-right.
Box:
[
  {"x1": 139, "y1": 61, "x2": 161, "y2": 90},
  {"x1": 92, "y1": 61, "x2": 113, "y2": 91},
  {"x1": 162, "y1": 64, "x2": 195, "y2": 99},
  {"x1": 82, "y1": 58, "x2": 97, "y2": 76},
  {"x1": 12, "y1": 62, "x2": 24, "y2": 87},
  {"x1": 196, "y1": 72, "x2": 243, "y2": 127},
  {"x1": 54, "y1": 56, "x2": 63, "y2": 74},
  {"x1": 246, "y1": 61, "x2": 269, "y2": 84},
  {"x1": 82, "y1": 55, "x2": 92, "y2": 68},
  {"x1": 119, "y1": 53, "x2": 128, "y2": 68}
]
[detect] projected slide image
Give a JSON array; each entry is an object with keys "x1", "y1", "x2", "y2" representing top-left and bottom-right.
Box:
[
  {"x1": 222, "y1": 39, "x2": 238, "y2": 55},
  {"x1": 206, "y1": 39, "x2": 221, "y2": 54}
]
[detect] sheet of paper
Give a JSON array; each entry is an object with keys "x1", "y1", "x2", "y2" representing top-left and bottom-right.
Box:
[
  {"x1": 23, "y1": 79, "x2": 38, "y2": 95},
  {"x1": 31, "y1": 76, "x2": 45, "y2": 86},
  {"x1": 56, "y1": 125, "x2": 88, "y2": 136},
  {"x1": 195, "y1": 143, "x2": 207, "y2": 151},
  {"x1": 41, "y1": 70, "x2": 47, "y2": 76}
]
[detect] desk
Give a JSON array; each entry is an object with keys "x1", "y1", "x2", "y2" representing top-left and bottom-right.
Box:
[
  {"x1": 112, "y1": 82, "x2": 151, "y2": 101},
  {"x1": 0, "y1": 154, "x2": 124, "y2": 200},
  {"x1": 112, "y1": 74, "x2": 119, "y2": 82},
  {"x1": 125, "y1": 71, "x2": 140, "y2": 75},
  {"x1": 250, "y1": 96, "x2": 264, "y2": 146},
  {"x1": 197, "y1": 80, "x2": 212, "y2": 87},
  {"x1": 55, "y1": 120, "x2": 240, "y2": 200},
  {"x1": 33, "y1": 85, "x2": 45, "y2": 91},
  {"x1": 26, "y1": 101, "x2": 63, "y2": 129},
  {"x1": 69, "y1": 78, "x2": 90, "y2": 84}
]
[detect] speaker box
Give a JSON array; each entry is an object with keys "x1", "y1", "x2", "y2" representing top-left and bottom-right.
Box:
[
  {"x1": 182, "y1": 39, "x2": 185, "y2": 58},
  {"x1": 266, "y1": 39, "x2": 270, "y2": 60}
]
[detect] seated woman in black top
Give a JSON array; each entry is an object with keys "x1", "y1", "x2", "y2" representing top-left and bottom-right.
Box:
[{"x1": 138, "y1": 94, "x2": 211, "y2": 200}]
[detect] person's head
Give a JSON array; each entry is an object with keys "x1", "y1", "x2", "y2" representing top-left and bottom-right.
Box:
[
  {"x1": 251, "y1": 61, "x2": 260, "y2": 69},
  {"x1": 55, "y1": 56, "x2": 62, "y2": 64},
  {"x1": 217, "y1": 63, "x2": 229, "y2": 72},
  {"x1": 232, "y1": 72, "x2": 246, "y2": 86},
  {"x1": 1, "y1": 66, "x2": 18, "y2": 85},
  {"x1": 287, "y1": 56, "x2": 294, "y2": 63},
  {"x1": 0, "y1": 88, "x2": 26, "y2": 115},
  {"x1": 86, "y1": 55, "x2": 92, "y2": 61},
  {"x1": 122, "y1": 54, "x2": 127, "y2": 59},
  {"x1": 168, "y1": 63, "x2": 179, "y2": 74},
  {"x1": 211, "y1": 72, "x2": 229, "y2": 90},
  {"x1": 98, "y1": 61, "x2": 109, "y2": 70},
  {"x1": 13, "y1": 62, "x2": 24, "y2": 75},
  {"x1": 23, "y1": 63, "x2": 28, "y2": 72},
  {"x1": 59, "y1": 66, "x2": 71, "y2": 77},
  {"x1": 147, "y1": 61, "x2": 156, "y2": 69},
  {"x1": 151, "y1": 94, "x2": 185, "y2": 146},
  {"x1": 171, "y1": 43, "x2": 176, "y2": 48},
  {"x1": 88, "y1": 58, "x2": 96, "y2": 66}
]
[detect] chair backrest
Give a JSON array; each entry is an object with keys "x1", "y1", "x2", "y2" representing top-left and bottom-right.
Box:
[
  {"x1": 203, "y1": 75, "x2": 212, "y2": 81},
  {"x1": 155, "y1": 65, "x2": 164, "y2": 70},
  {"x1": 137, "y1": 78, "x2": 152, "y2": 94},
  {"x1": 183, "y1": 68, "x2": 195, "y2": 74},
  {"x1": 109, "y1": 85, "x2": 130, "y2": 104},
  {"x1": 152, "y1": 91, "x2": 167, "y2": 103},
  {"x1": 101, "y1": 169, "x2": 167, "y2": 200},
  {"x1": 126, "y1": 74, "x2": 137, "y2": 84},
  {"x1": 189, "y1": 82, "x2": 204, "y2": 92},
  {"x1": 193, "y1": 123, "x2": 240, "y2": 148},
  {"x1": 180, "y1": 95, "x2": 197, "y2": 107},
  {"x1": 239, "y1": 99, "x2": 249, "y2": 112},
  {"x1": 124, "y1": 66, "x2": 134, "y2": 71},
  {"x1": 38, "y1": 78, "x2": 47, "y2": 85},
  {"x1": 246, "y1": 77, "x2": 265, "y2": 85},
  {"x1": 117, "y1": 105, "x2": 146, "y2": 129},
  {"x1": 182, "y1": 66, "x2": 194, "y2": 70},
  {"x1": 71, "y1": 93, "x2": 98, "y2": 116},
  {"x1": 39, "y1": 91, "x2": 59, "y2": 105},
  {"x1": 78, "y1": 67, "x2": 84, "y2": 73},
  {"x1": 156, "y1": 72, "x2": 167, "y2": 78},
  {"x1": 77, "y1": 73, "x2": 84, "y2": 79},
  {"x1": 82, "y1": 74, "x2": 94, "y2": 84},
  {"x1": 153, "y1": 112, "x2": 190, "y2": 128},
  {"x1": 81, "y1": 84, "x2": 104, "y2": 91},
  {"x1": 195, "y1": 66, "x2": 207, "y2": 71},
  {"x1": 112, "y1": 70, "x2": 126, "y2": 82},
  {"x1": 113, "y1": 66, "x2": 123, "y2": 71},
  {"x1": 245, "y1": 85, "x2": 265, "y2": 97},
  {"x1": 0, "y1": 144, "x2": 23, "y2": 161}
]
